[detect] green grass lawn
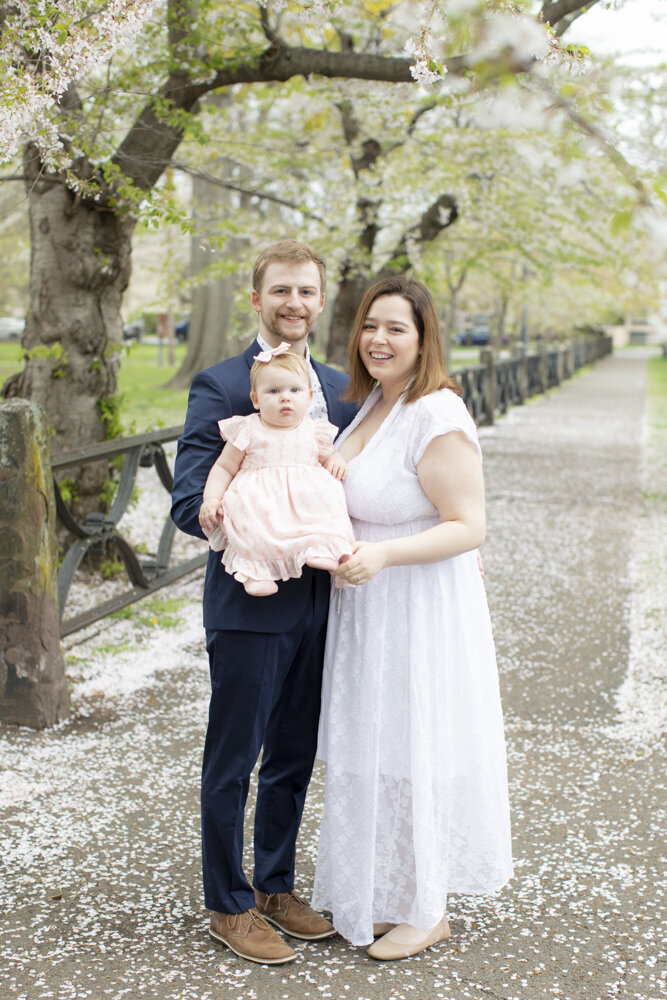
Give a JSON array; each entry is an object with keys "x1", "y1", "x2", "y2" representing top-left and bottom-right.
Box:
[
  {"x1": 0, "y1": 340, "x2": 190, "y2": 433},
  {"x1": 0, "y1": 340, "x2": 22, "y2": 390},
  {"x1": 450, "y1": 347, "x2": 482, "y2": 366},
  {"x1": 118, "y1": 343, "x2": 190, "y2": 432},
  {"x1": 647, "y1": 353, "x2": 667, "y2": 432}
]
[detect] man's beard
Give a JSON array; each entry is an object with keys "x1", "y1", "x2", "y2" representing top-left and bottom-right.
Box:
[{"x1": 265, "y1": 312, "x2": 309, "y2": 341}]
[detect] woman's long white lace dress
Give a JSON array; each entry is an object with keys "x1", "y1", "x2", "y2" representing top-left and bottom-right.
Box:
[{"x1": 312, "y1": 387, "x2": 513, "y2": 947}]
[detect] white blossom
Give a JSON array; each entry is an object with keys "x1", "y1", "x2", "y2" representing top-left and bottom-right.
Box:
[
  {"x1": 0, "y1": 1, "x2": 157, "y2": 165},
  {"x1": 474, "y1": 12, "x2": 550, "y2": 64},
  {"x1": 404, "y1": 33, "x2": 446, "y2": 87},
  {"x1": 447, "y1": 0, "x2": 482, "y2": 15},
  {"x1": 474, "y1": 89, "x2": 551, "y2": 132},
  {"x1": 638, "y1": 206, "x2": 667, "y2": 253}
]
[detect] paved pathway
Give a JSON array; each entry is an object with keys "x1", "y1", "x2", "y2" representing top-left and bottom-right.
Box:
[{"x1": 1, "y1": 350, "x2": 665, "y2": 1000}]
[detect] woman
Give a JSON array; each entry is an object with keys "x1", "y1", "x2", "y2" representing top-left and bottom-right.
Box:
[{"x1": 312, "y1": 276, "x2": 513, "y2": 960}]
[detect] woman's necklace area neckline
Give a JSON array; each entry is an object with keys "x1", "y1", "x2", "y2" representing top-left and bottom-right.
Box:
[
  {"x1": 370, "y1": 379, "x2": 410, "y2": 418},
  {"x1": 344, "y1": 388, "x2": 402, "y2": 461},
  {"x1": 367, "y1": 393, "x2": 397, "y2": 424}
]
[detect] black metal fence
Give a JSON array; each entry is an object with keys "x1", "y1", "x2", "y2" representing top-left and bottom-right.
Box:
[
  {"x1": 455, "y1": 335, "x2": 612, "y2": 426},
  {"x1": 53, "y1": 335, "x2": 613, "y2": 634},
  {"x1": 53, "y1": 428, "x2": 207, "y2": 637}
]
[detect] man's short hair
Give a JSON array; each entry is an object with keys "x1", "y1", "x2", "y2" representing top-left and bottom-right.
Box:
[{"x1": 252, "y1": 240, "x2": 326, "y2": 295}]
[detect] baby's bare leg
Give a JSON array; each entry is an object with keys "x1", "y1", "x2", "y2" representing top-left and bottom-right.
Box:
[
  {"x1": 244, "y1": 580, "x2": 278, "y2": 596},
  {"x1": 233, "y1": 571, "x2": 278, "y2": 597},
  {"x1": 305, "y1": 555, "x2": 340, "y2": 572}
]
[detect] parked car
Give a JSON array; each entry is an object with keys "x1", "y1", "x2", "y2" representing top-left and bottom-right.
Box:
[
  {"x1": 454, "y1": 314, "x2": 509, "y2": 347},
  {"x1": 455, "y1": 321, "x2": 491, "y2": 346},
  {"x1": 0, "y1": 317, "x2": 24, "y2": 340},
  {"x1": 123, "y1": 320, "x2": 144, "y2": 342}
]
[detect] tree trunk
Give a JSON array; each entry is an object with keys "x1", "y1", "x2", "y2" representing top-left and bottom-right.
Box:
[
  {"x1": 443, "y1": 290, "x2": 459, "y2": 343},
  {"x1": 167, "y1": 266, "x2": 238, "y2": 389},
  {"x1": 492, "y1": 294, "x2": 509, "y2": 352},
  {"x1": 167, "y1": 160, "x2": 247, "y2": 390},
  {"x1": 2, "y1": 149, "x2": 134, "y2": 514},
  {"x1": 327, "y1": 191, "x2": 460, "y2": 368},
  {"x1": 443, "y1": 290, "x2": 460, "y2": 367},
  {"x1": 326, "y1": 268, "x2": 374, "y2": 369}
]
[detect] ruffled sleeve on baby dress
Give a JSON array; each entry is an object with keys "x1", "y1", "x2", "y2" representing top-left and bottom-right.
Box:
[
  {"x1": 217, "y1": 414, "x2": 252, "y2": 453},
  {"x1": 411, "y1": 389, "x2": 482, "y2": 467},
  {"x1": 312, "y1": 418, "x2": 339, "y2": 461}
]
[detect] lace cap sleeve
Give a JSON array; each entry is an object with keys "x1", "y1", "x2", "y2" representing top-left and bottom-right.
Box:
[
  {"x1": 411, "y1": 389, "x2": 481, "y2": 466},
  {"x1": 312, "y1": 418, "x2": 338, "y2": 459},
  {"x1": 217, "y1": 414, "x2": 251, "y2": 453}
]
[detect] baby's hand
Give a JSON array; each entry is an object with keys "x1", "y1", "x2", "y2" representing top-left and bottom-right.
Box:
[
  {"x1": 323, "y1": 451, "x2": 348, "y2": 481},
  {"x1": 199, "y1": 497, "x2": 223, "y2": 534}
]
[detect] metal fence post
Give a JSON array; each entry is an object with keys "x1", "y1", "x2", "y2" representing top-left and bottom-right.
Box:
[
  {"x1": 512, "y1": 344, "x2": 527, "y2": 403},
  {"x1": 480, "y1": 348, "x2": 496, "y2": 425},
  {"x1": 562, "y1": 340, "x2": 572, "y2": 380}
]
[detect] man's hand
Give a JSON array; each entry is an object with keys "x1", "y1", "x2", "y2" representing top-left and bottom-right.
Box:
[{"x1": 199, "y1": 497, "x2": 224, "y2": 535}]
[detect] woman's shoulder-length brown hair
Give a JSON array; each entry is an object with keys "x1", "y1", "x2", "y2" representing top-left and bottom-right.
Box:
[{"x1": 344, "y1": 276, "x2": 461, "y2": 406}]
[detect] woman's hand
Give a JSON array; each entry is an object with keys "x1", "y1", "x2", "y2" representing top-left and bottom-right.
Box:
[
  {"x1": 334, "y1": 541, "x2": 388, "y2": 586},
  {"x1": 199, "y1": 497, "x2": 223, "y2": 535}
]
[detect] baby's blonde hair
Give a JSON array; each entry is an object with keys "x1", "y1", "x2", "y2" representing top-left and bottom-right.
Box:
[{"x1": 249, "y1": 351, "x2": 311, "y2": 394}]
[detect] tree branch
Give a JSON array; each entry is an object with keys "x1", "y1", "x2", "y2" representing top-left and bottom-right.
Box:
[
  {"x1": 418, "y1": 193, "x2": 459, "y2": 242},
  {"x1": 111, "y1": 42, "x2": 415, "y2": 192},
  {"x1": 540, "y1": 0, "x2": 602, "y2": 34},
  {"x1": 259, "y1": 4, "x2": 279, "y2": 45},
  {"x1": 384, "y1": 100, "x2": 438, "y2": 155},
  {"x1": 0, "y1": 174, "x2": 60, "y2": 184},
  {"x1": 381, "y1": 193, "x2": 459, "y2": 275},
  {"x1": 529, "y1": 72, "x2": 650, "y2": 204},
  {"x1": 551, "y1": 9, "x2": 591, "y2": 37},
  {"x1": 106, "y1": 2, "x2": 595, "y2": 200},
  {"x1": 337, "y1": 99, "x2": 361, "y2": 149},
  {"x1": 407, "y1": 101, "x2": 437, "y2": 137},
  {"x1": 168, "y1": 0, "x2": 194, "y2": 49},
  {"x1": 171, "y1": 161, "x2": 327, "y2": 222}
]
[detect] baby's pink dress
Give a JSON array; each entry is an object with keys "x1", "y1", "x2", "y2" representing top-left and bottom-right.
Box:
[{"x1": 210, "y1": 413, "x2": 354, "y2": 584}]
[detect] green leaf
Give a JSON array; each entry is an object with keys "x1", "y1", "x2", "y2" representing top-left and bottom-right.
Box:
[{"x1": 610, "y1": 209, "x2": 634, "y2": 235}]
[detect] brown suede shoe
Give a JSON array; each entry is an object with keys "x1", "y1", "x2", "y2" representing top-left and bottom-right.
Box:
[
  {"x1": 209, "y1": 908, "x2": 296, "y2": 965},
  {"x1": 254, "y1": 889, "x2": 336, "y2": 941}
]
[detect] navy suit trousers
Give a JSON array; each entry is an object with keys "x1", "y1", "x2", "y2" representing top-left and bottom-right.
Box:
[{"x1": 202, "y1": 585, "x2": 328, "y2": 913}]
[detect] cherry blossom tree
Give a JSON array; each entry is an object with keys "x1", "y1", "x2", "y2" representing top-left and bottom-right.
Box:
[
  {"x1": 0, "y1": 1, "x2": 156, "y2": 165},
  {"x1": 1, "y1": 0, "x2": 635, "y2": 486},
  {"x1": 165, "y1": 1, "x2": 665, "y2": 375}
]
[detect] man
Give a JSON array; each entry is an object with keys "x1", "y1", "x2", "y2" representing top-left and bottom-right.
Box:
[{"x1": 171, "y1": 241, "x2": 356, "y2": 965}]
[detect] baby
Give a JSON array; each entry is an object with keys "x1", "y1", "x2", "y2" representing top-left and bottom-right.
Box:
[{"x1": 198, "y1": 343, "x2": 355, "y2": 596}]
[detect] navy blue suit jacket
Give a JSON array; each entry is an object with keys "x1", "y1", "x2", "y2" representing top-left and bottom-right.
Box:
[{"x1": 171, "y1": 340, "x2": 357, "y2": 633}]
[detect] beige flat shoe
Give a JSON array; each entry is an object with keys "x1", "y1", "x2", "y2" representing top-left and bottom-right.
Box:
[{"x1": 367, "y1": 915, "x2": 450, "y2": 961}]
